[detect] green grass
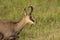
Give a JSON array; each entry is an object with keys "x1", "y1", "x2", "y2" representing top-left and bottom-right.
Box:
[{"x1": 0, "y1": 0, "x2": 60, "y2": 40}]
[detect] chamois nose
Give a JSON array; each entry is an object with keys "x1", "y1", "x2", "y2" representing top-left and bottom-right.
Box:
[
  {"x1": 30, "y1": 17, "x2": 36, "y2": 24},
  {"x1": 31, "y1": 19, "x2": 36, "y2": 24}
]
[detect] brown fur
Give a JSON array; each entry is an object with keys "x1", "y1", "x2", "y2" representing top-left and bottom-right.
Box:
[{"x1": 0, "y1": 6, "x2": 35, "y2": 40}]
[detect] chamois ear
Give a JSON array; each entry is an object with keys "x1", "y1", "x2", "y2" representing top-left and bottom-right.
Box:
[
  {"x1": 23, "y1": 8, "x2": 27, "y2": 16},
  {"x1": 28, "y1": 6, "x2": 33, "y2": 16}
]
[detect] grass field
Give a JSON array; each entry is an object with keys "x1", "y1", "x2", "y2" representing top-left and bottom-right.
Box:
[{"x1": 0, "y1": 0, "x2": 60, "y2": 40}]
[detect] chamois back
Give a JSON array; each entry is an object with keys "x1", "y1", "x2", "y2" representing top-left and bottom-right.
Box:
[{"x1": 0, "y1": 6, "x2": 36, "y2": 40}]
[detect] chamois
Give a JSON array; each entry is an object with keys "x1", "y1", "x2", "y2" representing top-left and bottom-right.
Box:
[{"x1": 0, "y1": 6, "x2": 35, "y2": 40}]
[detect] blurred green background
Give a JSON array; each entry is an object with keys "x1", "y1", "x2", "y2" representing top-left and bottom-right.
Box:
[{"x1": 0, "y1": 0, "x2": 60, "y2": 40}]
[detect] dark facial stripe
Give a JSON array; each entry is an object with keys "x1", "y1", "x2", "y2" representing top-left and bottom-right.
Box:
[{"x1": 30, "y1": 16, "x2": 35, "y2": 22}]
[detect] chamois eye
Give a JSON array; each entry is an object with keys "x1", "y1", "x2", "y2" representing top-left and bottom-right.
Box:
[{"x1": 30, "y1": 16, "x2": 35, "y2": 22}]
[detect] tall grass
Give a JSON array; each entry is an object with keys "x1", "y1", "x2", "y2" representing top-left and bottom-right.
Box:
[{"x1": 0, "y1": 0, "x2": 60, "y2": 40}]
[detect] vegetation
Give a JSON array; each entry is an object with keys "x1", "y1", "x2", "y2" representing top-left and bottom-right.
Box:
[{"x1": 0, "y1": 0, "x2": 60, "y2": 40}]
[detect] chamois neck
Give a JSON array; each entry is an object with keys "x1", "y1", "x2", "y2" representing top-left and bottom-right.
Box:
[{"x1": 14, "y1": 18, "x2": 28, "y2": 33}]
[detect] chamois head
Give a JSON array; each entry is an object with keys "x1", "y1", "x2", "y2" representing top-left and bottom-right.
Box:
[{"x1": 23, "y1": 6, "x2": 35, "y2": 24}]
